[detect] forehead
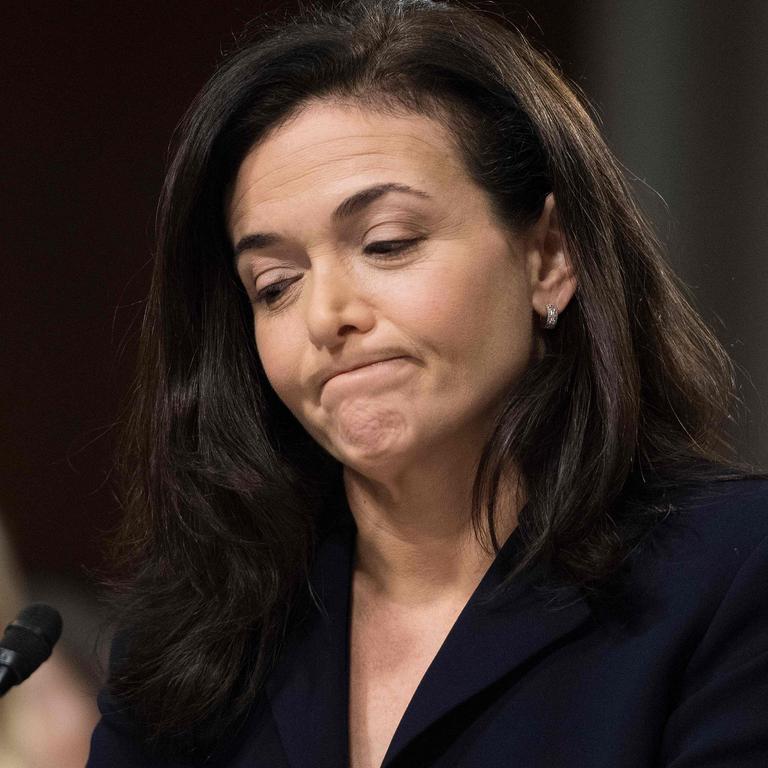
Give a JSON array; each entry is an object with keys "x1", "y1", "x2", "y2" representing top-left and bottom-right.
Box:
[{"x1": 227, "y1": 100, "x2": 468, "y2": 233}]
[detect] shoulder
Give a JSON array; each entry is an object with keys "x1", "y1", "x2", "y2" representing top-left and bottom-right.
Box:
[
  {"x1": 636, "y1": 477, "x2": 768, "y2": 573},
  {"x1": 88, "y1": 633, "x2": 201, "y2": 767},
  {"x1": 672, "y1": 475, "x2": 768, "y2": 525},
  {"x1": 621, "y1": 477, "x2": 768, "y2": 628},
  {"x1": 635, "y1": 477, "x2": 768, "y2": 762}
]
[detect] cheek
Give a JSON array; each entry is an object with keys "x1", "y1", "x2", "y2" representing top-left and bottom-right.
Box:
[
  {"x1": 384, "y1": 258, "x2": 484, "y2": 340},
  {"x1": 434, "y1": 255, "x2": 534, "y2": 389},
  {"x1": 254, "y1": 323, "x2": 304, "y2": 409},
  {"x1": 398, "y1": 252, "x2": 530, "y2": 353}
]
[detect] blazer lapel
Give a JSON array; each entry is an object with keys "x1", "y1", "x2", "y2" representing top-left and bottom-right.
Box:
[
  {"x1": 265, "y1": 521, "x2": 356, "y2": 768},
  {"x1": 265, "y1": 519, "x2": 594, "y2": 768},
  {"x1": 381, "y1": 528, "x2": 594, "y2": 766}
]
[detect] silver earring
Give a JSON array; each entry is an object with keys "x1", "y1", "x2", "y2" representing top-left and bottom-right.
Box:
[{"x1": 543, "y1": 303, "x2": 558, "y2": 329}]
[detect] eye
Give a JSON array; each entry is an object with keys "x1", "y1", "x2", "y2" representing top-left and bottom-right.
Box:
[
  {"x1": 251, "y1": 238, "x2": 423, "y2": 310},
  {"x1": 253, "y1": 275, "x2": 300, "y2": 308},
  {"x1": 363, "y1": 238, "x2": 423, "y2": 257}
]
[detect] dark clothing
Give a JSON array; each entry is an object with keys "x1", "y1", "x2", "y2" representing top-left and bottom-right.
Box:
[{"x1": 88, "y1": 479, "x2": 768, "y2": 766}]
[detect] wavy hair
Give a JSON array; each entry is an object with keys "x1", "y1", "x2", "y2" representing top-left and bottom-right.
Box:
[{"x1": 107, "y1": 0, "x2": 754, "y2": 758}]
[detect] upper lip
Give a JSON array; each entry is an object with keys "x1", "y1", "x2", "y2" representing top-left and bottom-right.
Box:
[{"x1": 317, "y1": 353, "x2": 406, "y2": 387}]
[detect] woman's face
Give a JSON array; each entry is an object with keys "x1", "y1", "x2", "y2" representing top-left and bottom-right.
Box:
[{"x1": 230, "y1": 100, "x2": 546, "y2": 479}]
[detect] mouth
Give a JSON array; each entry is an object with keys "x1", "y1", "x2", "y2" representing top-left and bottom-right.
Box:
[{"x1": 322, "y1": 356, "x2": 406, "y2": 387}]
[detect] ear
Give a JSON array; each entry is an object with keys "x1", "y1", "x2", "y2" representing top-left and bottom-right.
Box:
[{"x1": 525, "y1": 193, "x2": 577, "y2": 322}]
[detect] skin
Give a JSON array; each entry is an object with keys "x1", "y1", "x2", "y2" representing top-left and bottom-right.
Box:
[{"x1": 230, "y1": 99, "x2": 576, "y2": 767}]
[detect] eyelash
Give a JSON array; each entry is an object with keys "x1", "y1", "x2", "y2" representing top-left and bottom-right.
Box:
[{"x1": 253, "y1": 238, "x2": 422, "y2": 307}]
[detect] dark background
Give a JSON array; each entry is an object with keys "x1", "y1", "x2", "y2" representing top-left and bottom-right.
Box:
[{"x1": 2, "y1": 1, "x2": 766, "y2": 660}]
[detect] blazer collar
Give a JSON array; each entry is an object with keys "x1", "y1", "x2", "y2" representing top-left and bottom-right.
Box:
[{"x1": 265, "y1": 519, "x2": 593, "y2": 768}]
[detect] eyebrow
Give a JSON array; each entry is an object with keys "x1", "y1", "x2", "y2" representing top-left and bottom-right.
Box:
[{"x1": 233, "y1": 182, "x2": 431, "y2": 257}]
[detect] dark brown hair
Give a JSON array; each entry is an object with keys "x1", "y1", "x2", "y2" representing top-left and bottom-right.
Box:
[{"x1": 108, "y1": 0, "x2": 755, "y2": 758}]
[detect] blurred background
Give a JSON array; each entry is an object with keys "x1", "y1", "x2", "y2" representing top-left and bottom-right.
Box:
[{"x1": 1, "y1": 1, "x2": 767, "y2": 763}]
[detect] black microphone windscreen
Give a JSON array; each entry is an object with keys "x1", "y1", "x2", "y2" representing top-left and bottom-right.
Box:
[
  {"x1": 11, "y1": 602, "x2": 63, "y2": 648},
  {"x1": 1, "y1": 603, "x2": 63, "y2": 690}
]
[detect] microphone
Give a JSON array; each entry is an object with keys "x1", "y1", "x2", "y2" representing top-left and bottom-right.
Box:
[{"x1": 0, "y1": 602, "x2": 62, "y2": 696}]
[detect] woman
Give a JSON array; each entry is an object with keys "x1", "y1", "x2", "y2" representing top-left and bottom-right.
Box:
[{"x1": 87, "y1": 1, "x2": 768, "y2": 766}]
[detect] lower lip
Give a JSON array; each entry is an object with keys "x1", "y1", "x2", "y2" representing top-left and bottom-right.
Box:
[{"x1": 324, "y1": 357, "x2": 411, "y2": 388}]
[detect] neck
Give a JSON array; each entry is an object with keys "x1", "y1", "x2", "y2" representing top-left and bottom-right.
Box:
[{"x1": 343, "y1": 451, "x2": 523, "y2": 606}]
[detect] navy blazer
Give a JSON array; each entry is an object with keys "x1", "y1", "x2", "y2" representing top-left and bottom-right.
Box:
[{"x1": 88, "y1": 479, "x2": 768, "y2": 767}]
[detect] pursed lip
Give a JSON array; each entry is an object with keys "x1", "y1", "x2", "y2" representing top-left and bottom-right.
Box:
[{"x1": 318, "y1": 354, "x2": 407, "y2": 388}]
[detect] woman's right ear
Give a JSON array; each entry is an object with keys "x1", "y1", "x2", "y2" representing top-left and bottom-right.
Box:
[{"x1": 526, "y1": 194, "x2": 577, "y2": 325}]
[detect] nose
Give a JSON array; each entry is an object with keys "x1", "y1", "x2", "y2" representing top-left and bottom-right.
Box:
[{"x1": 303, "y1": 256, "x2": 375, "y2": 347}]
